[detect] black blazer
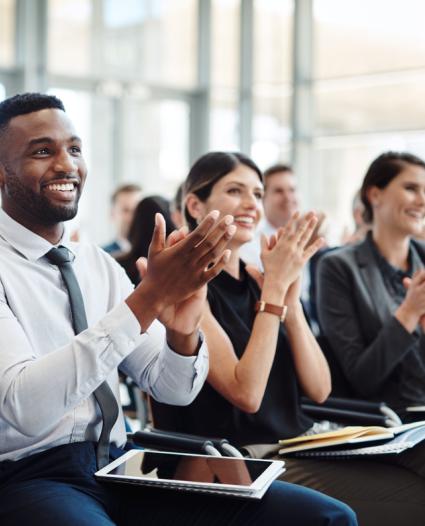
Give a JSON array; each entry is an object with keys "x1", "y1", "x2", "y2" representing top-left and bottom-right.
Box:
[{"x1": 317, "y1": 236, "x2": 425, "y2": 408}]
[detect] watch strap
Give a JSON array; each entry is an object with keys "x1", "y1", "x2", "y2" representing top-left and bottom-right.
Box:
[{"x1": 255, "y1": 300, "x2": 288, "y2": 322}]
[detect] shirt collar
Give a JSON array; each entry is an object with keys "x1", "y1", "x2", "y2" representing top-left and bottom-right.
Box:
[
  {"x1": 366, "y1": 230, "x2": 420, "y2": 279},
  {"x1": 0, "y1": 208, "x2": 75, "y2": 262}
]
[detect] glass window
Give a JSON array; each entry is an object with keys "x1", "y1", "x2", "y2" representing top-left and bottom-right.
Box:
[
  {"x1": 210, "y1": 88, "x2": 239, "y2": 151},
  {"x1": 314, "y1": 0, "x2": 425, "y2": 80},
  {"x1": 100, "y1": 0, "x2": 197, "y2": 88},
  {"x1": 211, "y1": 0, "x2": 240, "y2": 89},
  {"x1": 312, "y1": 133, "x2": 425, "y2": 244},
  {"x1": 252, "y1": 0, "x2": 293, "y2": 169},
  {"x1": 315, "y1": 72, "x2": 425, "y2": 135},
  {"x1": 252, "y1": 87, "x2": 292, "y2": 169},
  {"x1": 0, "y1": 0, "x2": 16, "y2": 67},
  {"x1": 313, "y1": 0, "x2": 425, "y2": 232},
  {"x1": 48, "y1": 0, "x2": 93, "y2": 76},
  {"x1": 122, "y1": 96, "x2": 190, "y2": 196},
  {"x1": 253, "y1": 0, "x2": 293, "y2": 86}
]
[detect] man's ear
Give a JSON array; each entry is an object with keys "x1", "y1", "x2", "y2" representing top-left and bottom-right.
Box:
[{"x1": 185, "y1": 193, "x2": 206, "y2": 223}]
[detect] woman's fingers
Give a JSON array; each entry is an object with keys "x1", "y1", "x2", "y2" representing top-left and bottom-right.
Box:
[
  {"x1": 274, "y1": 212, "x2": 317, "y2": 251},
  {"x1": 296, "y1": 213, "x2": 318, "y2": 248},
  {"x1": 303, "y1": 236, "x2": 325, "y2": 261},
  {"x1": 411, "y1": 269, "x2": 425, "y2": 286},
  {"x1": 280, "y1": 211, "x2": 300, "y2": 239}
]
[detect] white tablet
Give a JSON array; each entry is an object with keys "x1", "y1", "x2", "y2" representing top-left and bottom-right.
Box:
[{"x1": 96, "y1": 449, "x2": 285, "y2": 500}]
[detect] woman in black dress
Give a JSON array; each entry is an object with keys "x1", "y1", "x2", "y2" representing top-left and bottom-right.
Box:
[{"x1": 152, "y1": 151, "x2": 425, "y2": 526}]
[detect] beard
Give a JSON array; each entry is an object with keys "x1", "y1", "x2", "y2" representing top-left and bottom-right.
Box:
[{"x1": 4, "y1": 168, "x2": 82, "y2": 225}]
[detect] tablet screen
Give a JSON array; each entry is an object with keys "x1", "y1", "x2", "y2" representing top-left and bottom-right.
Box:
[{"x1": 106, "y1": 450, "x2": 276, "y2": 488}]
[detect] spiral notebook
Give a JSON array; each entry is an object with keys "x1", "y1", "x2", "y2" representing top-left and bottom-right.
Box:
[{"x1": 290, "y1": 423, "x2": 425, "y2": 459}]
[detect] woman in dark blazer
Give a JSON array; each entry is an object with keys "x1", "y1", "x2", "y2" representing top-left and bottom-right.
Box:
[{"x1": 317, "y1": 151, "x2": 425, "y2": 413}]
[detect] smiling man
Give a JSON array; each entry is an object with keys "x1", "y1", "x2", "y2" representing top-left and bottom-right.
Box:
[
  {"x1": 0, "y1": 93, "x2": 241, "y2": 526},
  {"x1": 0, "y1": 100, "x2": 85, "y2": 236}
]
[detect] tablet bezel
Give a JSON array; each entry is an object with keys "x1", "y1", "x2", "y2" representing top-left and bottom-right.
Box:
[{"x1": 95, "y1": 449, "x2": 284, "y2": 493}]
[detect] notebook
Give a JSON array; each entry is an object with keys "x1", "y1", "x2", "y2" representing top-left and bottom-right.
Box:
[
  {"x1": 95, "y1": 449, "x2": 285, "y2": 500},
  {"x1": 279, "y1": 421, "x2": 425, "y2": 459},
  {"x1": 278, "y1": 425, "x2": 394, "y2": 455}
]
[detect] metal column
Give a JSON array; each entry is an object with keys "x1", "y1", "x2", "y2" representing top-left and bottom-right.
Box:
[{"x1": 291, "y1": 0, "x2": 314, "y2": 206}]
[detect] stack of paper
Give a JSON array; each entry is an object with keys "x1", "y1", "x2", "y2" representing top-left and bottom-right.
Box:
[{"x1": 279, "y1": 421, "x2": 425, "y2": 457}]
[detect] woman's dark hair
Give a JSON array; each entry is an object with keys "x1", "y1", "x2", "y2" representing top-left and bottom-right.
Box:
[
  {"x1": 360, "y1": 151, "x2": 425, "y2": 223},
  {"x1": 116, "y1": 195, "x2": 175, "y2": 285},
  {"x1": 183, "y1": 151, "x2": 263, "y2": 231}
]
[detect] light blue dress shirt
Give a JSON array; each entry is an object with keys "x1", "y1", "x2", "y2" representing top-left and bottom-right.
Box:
[{"x1": 0, "y1": 209, "x2": 208, "y2": 461}]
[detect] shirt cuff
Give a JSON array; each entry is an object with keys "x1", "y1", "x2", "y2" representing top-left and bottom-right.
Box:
[
  {"x1": 98, "y1": 302, "x2": 142, "y2": 359},
  {"x1": 162, "y1": 331, "x2": 209, "y2": 391}
]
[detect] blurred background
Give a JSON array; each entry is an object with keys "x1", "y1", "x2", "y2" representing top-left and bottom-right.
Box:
[{"x1": 2, "y1": 0, "x2": 425, "y2": 243}]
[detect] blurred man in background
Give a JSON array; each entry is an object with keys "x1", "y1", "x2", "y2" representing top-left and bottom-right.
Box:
[
  {"x1": 240, "y1": 164, "x2": 298, "y2": 268},
  {"x1": 102, "y1": 183, "x2": 142, "y2": 255}
]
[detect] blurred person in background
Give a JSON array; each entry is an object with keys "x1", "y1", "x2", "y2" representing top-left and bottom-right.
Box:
[
  {"x1": 116, "y1": 195, "x2": 175, "y2": 286},
  {"x1": 240, "y1": 164, "x2": 298, "y2": 268},
  {"x1": 340, "y1": 190, "x2": 372, "y2": 246},
  {"x1": 102, "y1": 183, "x2": 142, "y2": 255},
  {"x1": 171, "y1": 183, "x2": 185, "y2": 228}
]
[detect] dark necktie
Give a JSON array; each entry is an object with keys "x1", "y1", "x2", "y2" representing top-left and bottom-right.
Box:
[{"x1": 46, "y1": 246, "x2": 119, "y2": 469}]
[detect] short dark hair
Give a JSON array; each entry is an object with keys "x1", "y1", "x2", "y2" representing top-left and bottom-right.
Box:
[
  {"x1": 111, "y1": 183, "x2": 142, "y2": 204},
  {"x1": 263, "y1": 164, "x2": 293, "y2": 188},
  {"x1": 183, "y1": 151, "x2": 263, "y2": 231},
  {"x1": 0, "y1": 93, "x2": 65, "y2": 136},
  {"x1": 360, "y1": 151, "x2": 425, "y2": 223}
]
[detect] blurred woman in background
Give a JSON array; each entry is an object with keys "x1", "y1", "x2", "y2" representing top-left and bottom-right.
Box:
[{"x1": 117, "y1": 195, "x2": 175, "y2": 285}]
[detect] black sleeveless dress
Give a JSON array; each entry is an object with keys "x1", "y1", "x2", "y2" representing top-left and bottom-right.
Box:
[{"x1": 151, "y1": 260, "x2": 313, "y2": 447}]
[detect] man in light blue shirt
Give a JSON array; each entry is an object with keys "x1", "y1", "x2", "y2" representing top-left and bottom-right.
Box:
[{"x1": 0, "y1": 93, "x2": 356, "y2": 526}]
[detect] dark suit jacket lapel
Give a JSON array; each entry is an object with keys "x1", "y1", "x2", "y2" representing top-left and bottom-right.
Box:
[{"x1": 354, "y1": 239, "x2": 393, "y2": 326}]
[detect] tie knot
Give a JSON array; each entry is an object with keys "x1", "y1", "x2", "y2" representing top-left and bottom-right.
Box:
[{"x1": 45, "y1": 246, "x2": 72, "y2": 266}]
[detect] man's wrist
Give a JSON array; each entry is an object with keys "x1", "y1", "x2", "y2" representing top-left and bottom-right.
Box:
[
  {"x1": 166, "y1": 328, "x2": 203, "y2": 357},
  {"x1": 125, "y1": 279, "x2": 164, "y2": 332}
]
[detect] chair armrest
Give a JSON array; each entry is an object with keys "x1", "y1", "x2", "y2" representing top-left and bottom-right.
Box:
[
  {"x1": 128, "y1": 430, "x2": 221, "y2": 456},
  {"x1": 301, "y1": 396, "x2": 402, "y2": 427},
  {"x1": 128, "y1": 429, "x2": 244, "y2": 457},
  {"x1": 301, "y1": 403, "x2": 389, "y2": 426}
]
